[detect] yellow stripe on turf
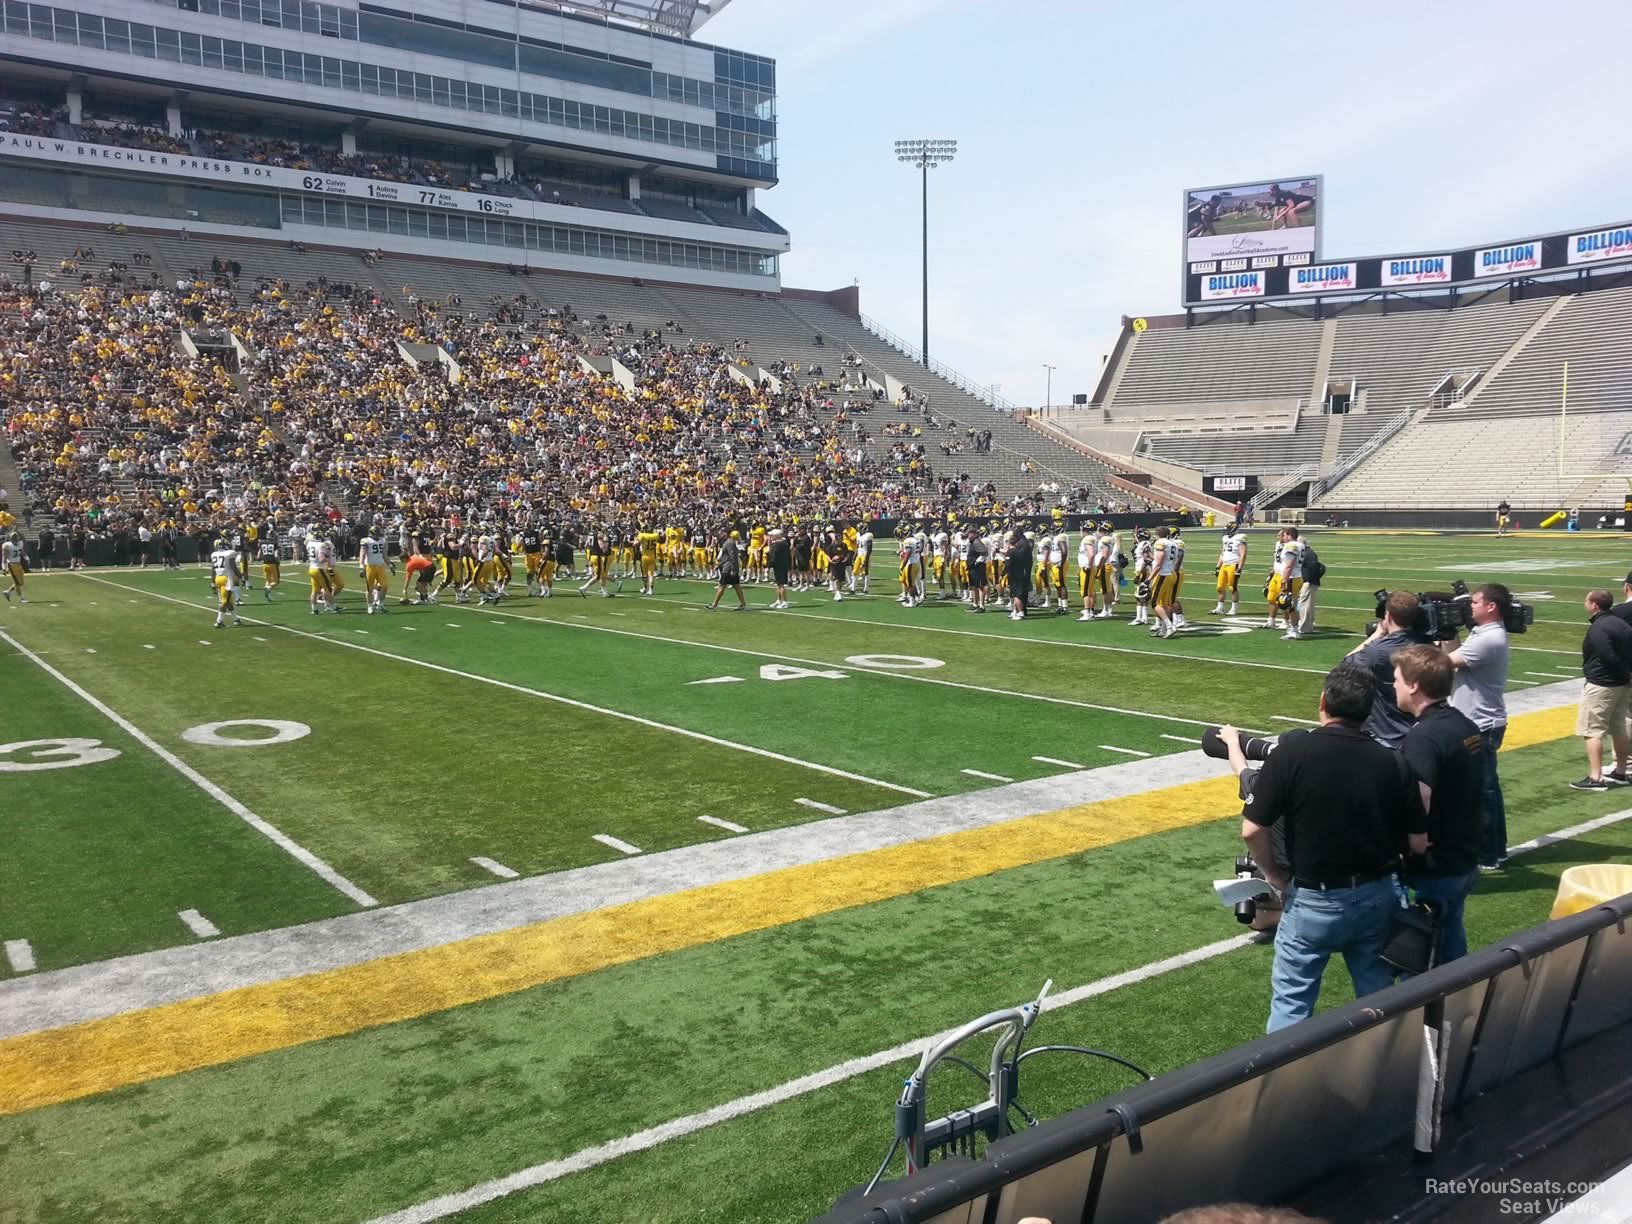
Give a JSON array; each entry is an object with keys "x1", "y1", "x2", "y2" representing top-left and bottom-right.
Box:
[{"x1": 0, "y1": 704, "x2": 1574, "y2": 1115}]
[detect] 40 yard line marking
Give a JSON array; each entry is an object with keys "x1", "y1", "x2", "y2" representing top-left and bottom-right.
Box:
[
  {"x1": 82, "y1": 577, "x2": 929, "y2": 800},
  {"x1": 452, "y1": 600, "x2": 1269, "y2": 733},
  {"x1": 0, "y1": 627, "x2": 378, "y2": 909}
]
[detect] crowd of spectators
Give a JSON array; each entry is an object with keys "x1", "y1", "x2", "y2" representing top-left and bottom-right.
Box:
[{"x1": 2, "y1": 253, "x2": 1101, "y2": 552}]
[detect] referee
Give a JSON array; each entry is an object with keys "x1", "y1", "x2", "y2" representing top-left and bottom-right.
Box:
[{"x1": 1225, "y1": 663, "x2": 1426, "y2": 1031}]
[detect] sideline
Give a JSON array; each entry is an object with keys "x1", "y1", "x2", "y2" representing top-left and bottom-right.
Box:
[{"x1": 366, "y1": 801, "x2": 1632, "y2": 1224}]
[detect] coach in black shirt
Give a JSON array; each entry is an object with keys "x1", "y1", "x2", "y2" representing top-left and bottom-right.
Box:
[
  {"x1": 1224, "y1": 662, "x2": 1426, "y2": 1031},
  {"x1": 1394, "y1": 644, "x2": 1486, "y2": 967}
]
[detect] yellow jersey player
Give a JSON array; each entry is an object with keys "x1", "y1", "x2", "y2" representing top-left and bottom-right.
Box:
[
  {"x1": 209, "y1": 538, "x2": 243, "y2": 628},
  {"x1": 258, "y1": 528, "x2": 281, "y2": 601},
  {"x1": 748, "y1": 524, "x2": 767, "y2": 582},
  {"x1": 358, "y1": 531, "x2": 393, "y2": 614},
  {"x1": 2, "y1": 532, "x2": 27, "y2": 603},
  {"x1": 637, "y1": 525, "x2": 661, "y2": 594},
  {"x1": 1212, "y1": 522, "x2": 1248, "y2": 616}
]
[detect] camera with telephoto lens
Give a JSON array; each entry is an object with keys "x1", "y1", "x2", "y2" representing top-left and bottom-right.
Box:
[
  {"x1": 1365, "y1": 579, "x2": 1533, "y2": 640},
  {"x1": 1200, "y1": 726, "x2": 1278, "y2": 763}
]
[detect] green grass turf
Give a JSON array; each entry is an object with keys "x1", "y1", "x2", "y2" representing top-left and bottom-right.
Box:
[
  {"x1": 0, "y1": 736, "x2": 1625, "y2": 1223},
  {"x1": 1, "y1": 528, "x2": 1618, "y2": 965},
  {"x1": 1, "y1": 530, "x2": 1628, "y2": 1220}
]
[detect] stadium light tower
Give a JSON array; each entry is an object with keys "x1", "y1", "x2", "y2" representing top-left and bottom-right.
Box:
[
  {"x1": 894, "y1": 138, "x2": 958, "y2": 370},
  {"x1": 1043, "y1": 364, "x2": 1056, "y2": 415}
]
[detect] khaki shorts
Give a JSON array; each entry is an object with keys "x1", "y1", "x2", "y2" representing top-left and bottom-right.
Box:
[{"x1": 1577, "y1": 682, "x2": 1632, "y2": 738}]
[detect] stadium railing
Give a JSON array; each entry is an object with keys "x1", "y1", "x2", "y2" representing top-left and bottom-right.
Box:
[
  {"x1": 1306, "y1": 408, "x2": 1411, "y2": 503},
  {"x1": 857, "y1": 313, "x2": 1016, "y2": 411},
  {"x1": 816, "y1": 888, "x2": 1632, "y2": 1224}
]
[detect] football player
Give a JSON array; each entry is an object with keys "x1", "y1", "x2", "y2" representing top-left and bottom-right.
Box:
[
  {"x1": 1130, "y1": 526, "x2": 1154, "y2": 627},
  {"x1": 209, "y1": 536, "x2": 243, "y2": 628},
  {"x1": 1148, "y1": 527, "x2": 1178, "y2": 639},
  {"x1": 2, "y1": 531, "x2": 28, "y2": 603},
  {"x1": 258, "y1": 525, "x2": 281, "y2": 601},
  {"x1": 1212, "y1": 521, "x2": 1248, "y2": 616},
  {"x1": 1169, "y1": 526, "x2": 1188, "y2": 629},
  {"x1": 358, "y1": 528, "x2": 394, "y2": 614}
]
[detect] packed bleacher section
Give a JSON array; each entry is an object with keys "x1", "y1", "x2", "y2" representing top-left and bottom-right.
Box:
[{"x1": 0, "y1": 220, "x2": 1154, "y2": 546}]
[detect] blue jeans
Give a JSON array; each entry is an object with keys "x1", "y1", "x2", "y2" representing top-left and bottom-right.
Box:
[
  {"x1": 1267, "y1": 877, "x2": 1397, "y2": 1032},
  {"x1": 1478, "y1": 725, "x2": 1507, "y2": 866},
  {"x1": 1404, "y1": 870, "x2": 1479, "y2": 969}
]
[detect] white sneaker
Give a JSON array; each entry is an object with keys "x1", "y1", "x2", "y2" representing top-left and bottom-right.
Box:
[
  {"x1": 1228, "y1": 604, "x2": 1238, "y2": 616},
  {"x1": 1211, "y1": 604, "x2": 1224, "y2": 614},
  {"x1": 1078, "y1": 611, "x2": 1093, "y2": 621},
  {"x1": 1096, "y1": 610, "x2": 1110, "y2": 619},
  {"x1": 1282, "y1": 630, "x2": 1301, "y2": 640},
  {"x1": 833, "y1": 593, "x2": 843, "y2": 602}
]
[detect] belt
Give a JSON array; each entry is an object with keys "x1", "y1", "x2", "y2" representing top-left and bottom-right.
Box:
[{"x1": 1292, "y1": 868, "x2": 1393, "y2": 892}]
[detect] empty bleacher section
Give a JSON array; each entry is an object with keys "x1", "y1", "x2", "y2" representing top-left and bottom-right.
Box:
[
  {"x1": 1066, "y1": 279, "x2": 1632, "y2": 508},
  {"x1": 1325, "y1": 296, "x2": 1556, "y2": 417},
  {"x1": 1106, "y1": 319, "x2": 1319, "y2": 406}
]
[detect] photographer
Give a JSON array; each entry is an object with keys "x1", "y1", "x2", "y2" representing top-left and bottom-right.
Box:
[
  {"x1": 1443, "y1": 584, "x2": 1511, "y2": 869},
  {"x1": 1346, "y1": 591, "x2": 1429, "y2": 748},
  {"x1": 1224, "y1": 663, "x2": 1426, "y2": 1032},
  {"x1": 1393, "y1": 645, "x2": 1485, "y2": 966},
  {"x1": 1215, "y1": 728, "x2": 1288, "y2": 943}
]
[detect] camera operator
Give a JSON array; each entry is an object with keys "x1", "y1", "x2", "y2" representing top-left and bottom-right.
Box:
[
  {"x1": 1393, "y1": 645, "x2": 1486, "y2": 967},
  {"x1": 1346, "y1": 591, "x2": 1429, "y2": 748},
  {"x1": 1222, "y1": 663, "x2": 1426, "y2": 1032},
  {"x1": 1443, "y1": 584, "x2": 1511, "y2": 869}
]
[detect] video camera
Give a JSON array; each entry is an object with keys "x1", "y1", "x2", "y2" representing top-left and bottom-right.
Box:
[{"x1": 1366, "y1": 579, "x2": 1533, "y2": 640}]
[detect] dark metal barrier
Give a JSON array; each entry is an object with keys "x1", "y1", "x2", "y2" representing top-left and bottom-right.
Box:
[{"x1": 816, "y1": 892, "x2": 1632, "y2": 1224}]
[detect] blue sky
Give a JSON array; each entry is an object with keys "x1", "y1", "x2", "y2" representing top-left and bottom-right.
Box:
[{"x1": 702, "y1": 0, "x2": 1632, "y2": 410}]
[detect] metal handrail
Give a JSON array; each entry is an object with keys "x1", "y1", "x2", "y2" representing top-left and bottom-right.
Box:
[
  {"x1": 1251, "y1": 465, "x2": 1316, "y2": 509},
  {"x1": 857, "y1": 313, "x2": 1017, "y2": 411},
  {"x1": 1307, "y1": 409, "x2": 1412, "y2": 502}
]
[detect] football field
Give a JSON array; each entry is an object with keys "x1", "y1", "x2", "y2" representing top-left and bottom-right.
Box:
[{"x1": 3, "y1": 529, "x2": 1632, "y2": 1222}]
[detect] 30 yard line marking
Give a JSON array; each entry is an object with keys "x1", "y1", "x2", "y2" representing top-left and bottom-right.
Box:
[
  {"x1": 697, "y1": 815, "x2": 748, "y2": 834},
  {"x1": 177, "y1": 910, "x2": 220, "y2": 939},
  {"x1": 1032, "y1": 755, "x2": 1085, "y2": 770},
  {"x1": 1162, "y1": 734, "x2": 1203, "y2": 745},
  {"x1": 80, "y1": 578, "x2": 930, "y2": 799},
  {"x1": 454, "y1": 600, "x2": 1267, "y2": 733},
  {"x1": 592, "y1": 834, "x2": 642, "y2": 856},
  {"x1": 793, "y1": 797, "x2": 847, "y2": 815},
  {"x1": 1099, "y1": 745, "x2": 1152, "y2": 757},
  {"x1": 2, "y1": 941, "x2": 33, "y2": 974},
  {"x1": 960, "y1": 768, "x2": 1013, "y2": 782},
  {"x1": 471, "y1": 857, "x2": 520, "y2": 880},
  {"x1": 0, "y1": 626, "x2": 378, "y2": 908}
]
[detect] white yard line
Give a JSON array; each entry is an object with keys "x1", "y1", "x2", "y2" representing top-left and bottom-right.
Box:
[
  {"x1": 639, "y1": 592, "x2": 1332, "y2": 676},
  {"x1": 177, "y1": 910, "x2": 220, "y2": 939},
  {"x1": 1161, "y1": 734, "x2": 1203, "y2": 745},
  {"x1": 364, "y1": 935, "x2": 1254, "y2": 1224},
  {"x1": 450, "y1": 600, "x2": 1271, "y2": 733},
  {"x1": 960, "y1": 768, "x2": 1014, "y2": 783},
  {"x1": 793, "y1": 797, "x2": 848, "y2": 815},
  {"x1": 1274, "y1": 715, "x2": 1319, "y2": 726},
  {"x1": 696, "y1": 815, "x2": 749, "y2": 834},
  {"x1": 3, "y1": 940, "x2": 34, "y2": 974},
  {"x1": 592, "y1": 834, "x2": 642, "y2": 856},
  {"x1": 79, "y1": 577, "x2": 931, "y2": 800},
  {"x1": 0, "y1": 626, "x2": 378, "y2": 909},
  {"x1": 365, "y1": 802, "x2": 1632, "y2": 1224},
  {"x1": 471, "y1": 857, "x2": 520, "y2": 880},
  {"x1": 1031, "y1": 755, "x2": 1085, "y2": 770},
  {"x1": 1099, "y1": 745, "x2": 1152, "y2": 758}
]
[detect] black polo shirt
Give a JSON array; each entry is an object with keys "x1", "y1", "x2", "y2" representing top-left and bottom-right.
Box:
[
  {"x1": 1400, "y1": 702, "x2": 1485, "y2": 878},
  {"x1": 1243, "y1": 723, "x2": 1424, "y2": 884}
]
